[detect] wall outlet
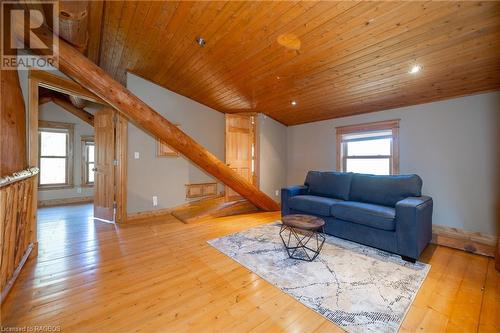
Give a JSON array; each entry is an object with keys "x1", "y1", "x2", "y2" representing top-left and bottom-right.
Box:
[
  {"x1": 152, "y1": 196, "x2": 158, "y2": 207},
  {"x1": 275, "y1": 190, "x2": 280, "y2": 197},
  {"x1": 134, "y1": 152, "x2": 140, "y2": 159},
  {"x1": 76, "y1": 187, "x2": 82, "y2": 194}
]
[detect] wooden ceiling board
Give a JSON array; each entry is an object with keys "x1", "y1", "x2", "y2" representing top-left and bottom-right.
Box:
[
  {"x1": 218, "y1": 3, "x2": 497, "y2": 108},
  {"x1": 252, "y1": 28, "x2": 500, "y2": 113},
  {"x1": 97, "y1": 1, "x2": 500, "y2": 125}
]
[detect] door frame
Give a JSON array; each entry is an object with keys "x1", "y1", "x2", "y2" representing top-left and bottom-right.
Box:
[
  {"x1": 28, "y1": 70, "x2": 128, "y2": 231},
  {"x1": 224, "y1": 113, "x2": 258, "y2": 201}
]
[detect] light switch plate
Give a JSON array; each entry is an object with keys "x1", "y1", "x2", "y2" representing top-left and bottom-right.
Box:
[{"x1": 134, "y1": 152, "x2": 140, "y2": 159}]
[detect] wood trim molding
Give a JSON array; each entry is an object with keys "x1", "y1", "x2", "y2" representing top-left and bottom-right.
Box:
[
  {"x1": 431, "y1": 225, "x2": 497, "y2": 258},
  {"x1": 38, "y1": 196, "x2": 93, "y2": 207},
  {"x1": 126, "y1": 208, "x2": 173, "y2": 223},
  {"x1": 81, "y1": 135, "x2": 95, "y2": 187},
  {"x1": 335, "y1": 119, "x2": 400, "y2": 134},
  {"x1": 115, "y1": 115, "x2": 128, "y2": 223},
  {"x1": 29, "y1": 69, "x2": 107, "y2": 105},
  {"x1": 28, "y1": 70, "x2": 39, "y2": 255},
  {"x1": 335, "y1": 119, "x2": 400, "y2": 174}
]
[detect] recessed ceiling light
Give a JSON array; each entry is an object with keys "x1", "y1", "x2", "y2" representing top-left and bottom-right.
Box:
[
  {"x1": 291, "y1": 100, "x2": 297, "y2": 106},
  {"x1": 195, "y1": 36, "x2": 206, "y2": 47},
  {"x1": 409, "y1": 64, "x2": 422, "y2": 74}
]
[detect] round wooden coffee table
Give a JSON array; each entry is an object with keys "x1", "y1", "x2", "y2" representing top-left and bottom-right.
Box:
[{"x1": 280, "y1": 214, "x2": 326, "y2": 261}]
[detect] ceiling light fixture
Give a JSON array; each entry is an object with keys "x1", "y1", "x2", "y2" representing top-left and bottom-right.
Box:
[
  {"x1": 409, "y1": 64, "x2": 422, "y2": 74},
  {"x1": 195, "y1": 36, "x2": 206, "y2": 47},
  {"x1": 291, "y1": 100, "x2": 297, "y2": 106}
]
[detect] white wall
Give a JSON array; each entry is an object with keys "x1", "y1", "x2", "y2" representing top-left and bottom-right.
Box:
[
  {"x1": 257, "y1": 114, "x2": 287, "y2": 202},
  {"x1": 287, "y1": 92, "x2": 500, "y2": 235},
  {"x1": 126, "y1": 73, "x2": 226, "y2": 213},
  {"x1": 38, "y1": 102, "x2": 94, "y2": 201}
]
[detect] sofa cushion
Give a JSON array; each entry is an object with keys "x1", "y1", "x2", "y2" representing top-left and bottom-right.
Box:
[
  {"x1": 331, "y1": 201, "x2": 396, "y2": 231},
  {"x1": 349, "y1": 174, "x2": 422, "y2": 207},
  {"x1": 288, "y1": 195, "x2": 341, "y2": 216},
  {"x1": 304, "y1": 171, "x2": 352, "y2": 200}
]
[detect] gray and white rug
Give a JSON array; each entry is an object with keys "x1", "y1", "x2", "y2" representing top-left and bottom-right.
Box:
[{"x1": 208, "y1": 222, "x2": 430, "y2": 333}]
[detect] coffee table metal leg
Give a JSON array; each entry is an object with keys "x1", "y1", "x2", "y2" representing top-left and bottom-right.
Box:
[{"x1": 279, "y1": 225, "x2": 325, "y2": 262}]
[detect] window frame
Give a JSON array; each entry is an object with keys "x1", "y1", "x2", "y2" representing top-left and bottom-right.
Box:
[
  {"x1": 81, "y1": 135, "x2": 95, "y2": 187},
  {"x1": 336, "y1": 119, "x2": 400, "y2": 175},
  {"x1": 38, "y1": 120, "x2": 75, "y2": 189}
]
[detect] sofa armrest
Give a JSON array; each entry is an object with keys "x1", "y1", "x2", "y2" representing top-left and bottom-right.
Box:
[
  {"x1": 396, "y1": 196, "x2": 433, "y2": 260},
  {"x1": 281, "y1": 185, "x2": 308, "y2": 216}
]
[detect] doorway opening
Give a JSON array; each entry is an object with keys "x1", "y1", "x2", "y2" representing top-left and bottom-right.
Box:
[{"x1": 29, "y1": 70, "x2": 127, "y2": 234}]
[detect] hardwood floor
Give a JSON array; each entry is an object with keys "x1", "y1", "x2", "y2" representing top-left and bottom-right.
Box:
[{"x1": 1, "y1": 204, "x2": 498, "y2": 332}]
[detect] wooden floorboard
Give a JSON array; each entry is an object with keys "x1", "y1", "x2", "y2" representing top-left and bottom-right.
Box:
[{"x1": 1, "y1": 204, "x2": 498, "y2": 332}]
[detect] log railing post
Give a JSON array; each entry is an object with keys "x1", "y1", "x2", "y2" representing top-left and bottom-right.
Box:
[{"x1": 0, "y1": 167, "x2": 39, "y2": 304}]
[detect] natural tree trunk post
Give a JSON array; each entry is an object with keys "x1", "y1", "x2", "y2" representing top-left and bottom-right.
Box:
[
  {"x1": 13, "y1": 17, "x2": 280, "y2": 211},
  {"x1": 52, "y1": 95, "x2": 94, "y2": 126},
  {"x1": 0, "y1": 69, "x2": 27, "y2": 177}
]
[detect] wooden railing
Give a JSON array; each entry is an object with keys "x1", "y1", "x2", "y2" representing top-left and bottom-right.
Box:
[{"x1": 0, "y1": 167, "x2": 38, "y2": 303}]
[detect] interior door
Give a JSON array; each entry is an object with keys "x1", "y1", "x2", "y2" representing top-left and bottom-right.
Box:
[
  {"x1": 94, "y1": 108, "x2": 115, "y2": 221},
  {"x1": 225, "y1": 114, "x2": 256, "y2": 201}
]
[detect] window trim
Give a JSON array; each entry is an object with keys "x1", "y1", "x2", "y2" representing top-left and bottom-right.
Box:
[
  {"x1": 81, "y1": 135, "x2": 95, "y2": 187},
  {"x1": 336, "y1": 119, "x2": 400, "y2": 175},
  {"x1": 38, "y1": 120, "x2": 75, "y2": 189}
]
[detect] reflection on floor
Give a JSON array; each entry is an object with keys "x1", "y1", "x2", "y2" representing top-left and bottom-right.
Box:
[
  {"x1": 1, "y1": 203, "x2": 498, "y2": 332},
  {"x1": 36, "y1": 203, "x2": 95, "y2": 256}
]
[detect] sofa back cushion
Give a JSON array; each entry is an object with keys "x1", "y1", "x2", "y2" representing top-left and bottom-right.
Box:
[
  {"x1": 349, "y1": 173, "x2": 422, "y2": 207},
  {"x1": 304, "y1": 171, "x2": 352, "y2": 200}
]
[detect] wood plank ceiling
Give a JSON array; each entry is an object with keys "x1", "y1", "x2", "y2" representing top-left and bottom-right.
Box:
[{"x1": 97, "y1": 1, "x2": 500, "y2": 125}]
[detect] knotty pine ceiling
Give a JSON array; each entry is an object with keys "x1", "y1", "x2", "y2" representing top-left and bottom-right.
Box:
[{"x1": 97, "y1": 1, "x2": 500, "y2": 125}]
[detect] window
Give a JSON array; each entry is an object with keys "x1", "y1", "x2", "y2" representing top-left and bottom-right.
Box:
[
  {"x1": 38, "y1": 121, "x2": 74, "y2": 188},
  {"x1": 336, "y1": 120, "x2": 399, "y2": 175},
  {"x1": 81, "y1": 136, "x2": 95, "y2": 186},
  {"x1": 157, "y1": 124, "x2": 180, "y2": 157}
]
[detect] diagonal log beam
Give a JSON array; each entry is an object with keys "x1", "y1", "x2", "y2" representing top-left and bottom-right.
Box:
[
  {"x1": 52, "y1": 95, "x2": 94, "y2": 127},
  {"x1": 14, "y1": 17, "x2": 279, "y2": 211}
]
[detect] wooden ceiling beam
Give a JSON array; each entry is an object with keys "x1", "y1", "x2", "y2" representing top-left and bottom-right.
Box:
[
  {"x1": 14, "y1": 18, "x2": 279, "y2": 212},
  {"x1": 51, "y1": 95, "x2": 94, "y2": 127}
]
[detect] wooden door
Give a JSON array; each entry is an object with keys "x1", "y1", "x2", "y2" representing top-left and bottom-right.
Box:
[
  {"x1": 94, "y1": 108, "x2": 115, "y2": 221},
  {"x1": 225, "y1": 114, "x2": 256, "y2": 201}
]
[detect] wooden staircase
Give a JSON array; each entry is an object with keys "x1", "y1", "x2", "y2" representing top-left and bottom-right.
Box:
[{"x1": 171, "y1": 195, "x2": 260, "y2": 224}]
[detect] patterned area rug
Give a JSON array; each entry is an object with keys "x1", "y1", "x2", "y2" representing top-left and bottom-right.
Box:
[{"x1": 208, "y1": 222, "x2": 430, "y2": 333}]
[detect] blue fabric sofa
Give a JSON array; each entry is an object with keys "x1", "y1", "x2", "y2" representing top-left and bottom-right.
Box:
[{"x1": 281, "y1": 171, "x2": 433, "y2": 262}]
